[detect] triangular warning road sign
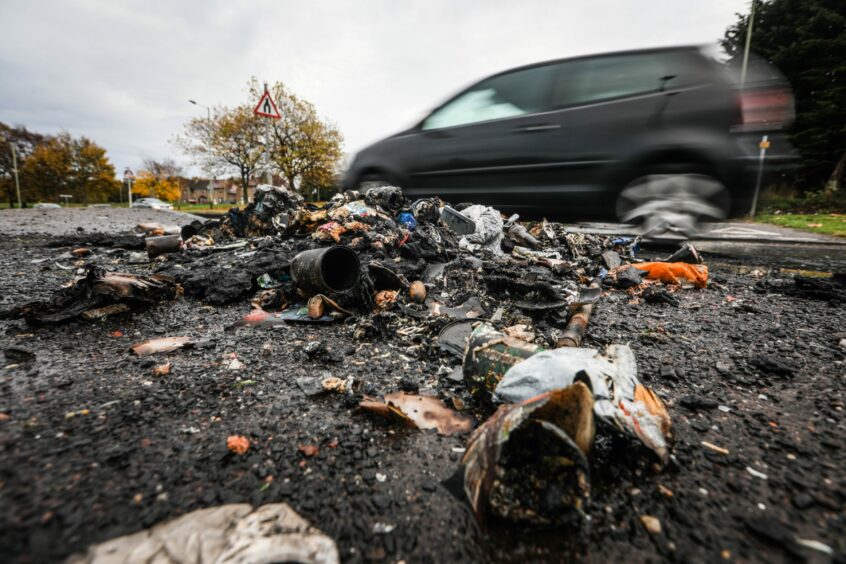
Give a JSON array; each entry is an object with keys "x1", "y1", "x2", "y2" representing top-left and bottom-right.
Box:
[{"x1": 254, "y1": 90, "x2": 281, "y2": 119}]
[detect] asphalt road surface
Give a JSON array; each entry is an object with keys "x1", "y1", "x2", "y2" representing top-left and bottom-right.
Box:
[
  {"x1": 0, "y1": 206, "x2": 843, "y2": 562},
  {"x1": 0, "y1": 208, "x2": 201, "y2": 236},
  {"x1": 573, "y1": 221, "x2": 846, "y2": 272}
]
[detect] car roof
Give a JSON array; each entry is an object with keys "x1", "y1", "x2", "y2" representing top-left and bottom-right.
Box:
[
  {"x1": 486, "y1": 44, "x2": 706, "y2": 81},
  {"x1": 409, "y1": 44, "x2": 710, "y2": 129}
]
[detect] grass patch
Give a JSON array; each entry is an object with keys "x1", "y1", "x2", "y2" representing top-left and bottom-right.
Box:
[
  {"x1": 755, "y1": 213, "x2": 846, "y2": 237},
  {"x1": 758, "y1": 186, "x2": 846, "y2": 214}
]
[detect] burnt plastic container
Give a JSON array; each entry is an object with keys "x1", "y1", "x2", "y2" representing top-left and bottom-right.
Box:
[
  {"x1": 146, "y1": 235, "x2": 182, "y2": 258},
  {"x1": 290, "y1": 245, "x2": 361, "y2": 294}
]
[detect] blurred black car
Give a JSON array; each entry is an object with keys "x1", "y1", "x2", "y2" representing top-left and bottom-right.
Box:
[{"x1": 343, "y1": 45, "x2": 795, "y2": 234}]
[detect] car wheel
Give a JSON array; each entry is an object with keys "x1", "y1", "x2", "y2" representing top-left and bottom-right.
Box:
[{"x1": 615, "y1": 172, "x2": 730, "y2": 238}]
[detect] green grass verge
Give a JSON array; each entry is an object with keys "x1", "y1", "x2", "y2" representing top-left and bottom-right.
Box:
[{"x1": 755, "y1": 213, "x2": 846, "y2": 238}]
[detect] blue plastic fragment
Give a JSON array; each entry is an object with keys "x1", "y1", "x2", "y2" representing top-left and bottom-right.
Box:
[{"x1": 397, "y1": 212, "x2": 417, "y2": 231}]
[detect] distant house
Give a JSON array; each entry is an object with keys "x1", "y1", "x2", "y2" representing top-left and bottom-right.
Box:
[{"x1": 183, "y1": 175, "x2": 286, "y2": 204}]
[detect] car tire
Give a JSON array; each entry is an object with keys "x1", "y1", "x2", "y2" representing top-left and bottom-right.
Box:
[{"x1": 615, "y1": 166, "x2": 730, "y2": 238}]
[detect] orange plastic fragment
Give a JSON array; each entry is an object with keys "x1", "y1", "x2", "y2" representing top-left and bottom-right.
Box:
[
  {"x1": 226, "y1": 435, "x2": 250, "y2": 455},
  {"x1": 298, "y1": 444, "x2": 319, "y2": 457},
  {"x1": 632, "y1": 262, "x2": 708, "y2": 288},
  {"x1": 634, "y1": 384, "x2": 672, "y2": 437}
]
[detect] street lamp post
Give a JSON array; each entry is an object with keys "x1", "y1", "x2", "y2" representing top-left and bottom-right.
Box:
[
  {"x1": 189, "y1": 100, "x2": 214, "y2": 209},
  {"x1": 124, "y1": 168, "x2": 134, "y2": 208}
]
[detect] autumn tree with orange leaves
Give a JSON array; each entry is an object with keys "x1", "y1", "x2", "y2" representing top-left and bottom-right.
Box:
[
  {"x1": 20, "y1": 132, "x2": 119, "y2": 204},
  {"x1": 133, "y1": 158, "x2": 183, "y2": 201}
]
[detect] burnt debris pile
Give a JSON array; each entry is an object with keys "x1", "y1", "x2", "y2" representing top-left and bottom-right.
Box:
[{"x1": 8, "y1": 183, "x2": 740, "y2": 529}]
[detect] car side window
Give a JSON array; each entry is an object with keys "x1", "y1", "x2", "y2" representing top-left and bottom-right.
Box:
[
  {"x1": 552, "y1": 52, "x2": 690, "y2": 107},
  {"x1": 422, "y1": 64, "x2": 557, "y2": 130}
]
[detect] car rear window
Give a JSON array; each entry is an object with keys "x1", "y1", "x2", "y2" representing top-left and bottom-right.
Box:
[
  {"x1": 552, "y1": 51, "x2": 699, "y2": 107},
  {"x1": 423, "y1": 64, "x2": 557, "y2": 130}
]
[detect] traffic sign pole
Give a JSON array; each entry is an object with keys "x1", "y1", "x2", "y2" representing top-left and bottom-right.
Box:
[
  {"x1": 254, "y1": 82, "x2": 281, "y2": 188},
  {"x1": 124, "y1": 168, "x2": 134, "y2": 208},
  {"x1": 265, "y1": 117, "x2": 272, "y2": 185},
  {"x1": 10, "y1": 143, "x2": 22, "y2": 209},
  {"x1": 749, "y1": 134, "x2": 769, "y2": 218}
]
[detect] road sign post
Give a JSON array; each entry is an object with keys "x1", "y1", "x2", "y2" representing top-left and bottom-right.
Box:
[
  {"x1": 749, "y1": 135, "x2": 769, "y2": 218},
  {"x1": 9, "y1": 143, "x2": 22, "y2": 209},
  {"x1": 254, "y1": 83, "x2": 281, "y2": 189},
  {"x1": 124, "y1": 168, "x2": 134, "y2": 208},
  {"x1": 264, "y1": 119, "x2": 272, "y2": 187}
]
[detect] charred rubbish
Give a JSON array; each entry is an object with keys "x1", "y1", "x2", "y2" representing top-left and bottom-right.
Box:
[
  {"x1": 291, "y1": 245, "x2": 361, "y2": 295},
  {"x1": 145, "y1": 234, "x2": 183, "y2": 259},
  {"x1": 1, "y1": 181, "x2": 752, "y2": 561}
]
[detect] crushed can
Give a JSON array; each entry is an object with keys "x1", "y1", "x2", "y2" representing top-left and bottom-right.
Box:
[
  {"x1": 440, "y1": 206, "x2": 477, "y2": 236},
  {"x1": 462, "y1": 323, "x2": 543, "y2": 401}
]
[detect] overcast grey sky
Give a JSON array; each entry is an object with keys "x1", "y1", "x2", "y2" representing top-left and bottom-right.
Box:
[{"x1": 0, "y1": 0, "x2": 749, "y2": 176}]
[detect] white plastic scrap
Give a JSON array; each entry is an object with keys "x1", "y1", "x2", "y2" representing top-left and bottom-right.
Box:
[
  {"x1": 746, "y1": 466, "x2": 769, "y2": 480},
  {"x1": 794, "y1": 538, "x2": 834, "y2": 555},
  {"x1": 494, "y1": 345, "x2": 671, "y2": 461},
  {"x1": 67, "y1": 503, "x2": 339, "y2": 564},
  {"x1": 457, "y1": 205, "x2": 504, "y2": 256}
]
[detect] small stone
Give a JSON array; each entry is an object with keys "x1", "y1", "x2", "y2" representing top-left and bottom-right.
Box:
[
  {"x1": 749, "y1": 355, "x2": 798, "y2": 378},
  {"x1": 792, "y1": 493, "x2": 814, "y2": 509},
  {"x1": 138, "y1": 357, "x2": 156, "y2": 369},
  {"x1": 679, "y1": 395, "x2": 718, "y2": 410},
  {"x1": 304, "y1": 341, "x2": 323, "y2": 356},
  {"x1": 447, "y1": 366, "x2": 463, "y2": 383},
  {"x1": 715, "y1": 361, "x2": 732, "y2": 373},
  {"x1": 601, "y1": 250, "x2": 622, "y2": 269},
  {"x1": 399, "y1": 376, "x2": 419, "y2": 393},
  {"x1": 640, "y1": 515, "x2": 662, "y2": 534},
  {"x1": 659, "y1": 366, "x2": 678, "y2": 380}
]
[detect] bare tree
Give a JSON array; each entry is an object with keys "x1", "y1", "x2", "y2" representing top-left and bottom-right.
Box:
[{"x1": 177, "y1": 103, "x2": 265, "y2": 204}]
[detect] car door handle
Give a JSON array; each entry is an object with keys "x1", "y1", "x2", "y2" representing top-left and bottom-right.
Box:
[{"x1": 514, "y1": 124, "x2": 561, "y2": 133}]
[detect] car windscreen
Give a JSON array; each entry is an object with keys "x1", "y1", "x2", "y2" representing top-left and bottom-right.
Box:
[{"x1": 422, "y1": 63, "x2": 557, "y2": 130}]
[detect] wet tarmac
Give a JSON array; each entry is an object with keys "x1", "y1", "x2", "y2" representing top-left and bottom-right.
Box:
[{"x1": 0, "y1": 208, "x2": 843, "y2": 562}]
